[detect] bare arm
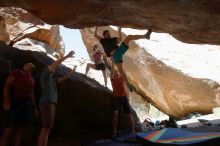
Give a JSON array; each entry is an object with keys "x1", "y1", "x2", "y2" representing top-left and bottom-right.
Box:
[
  {"x1": 3, "y1": 76, "x2": 15, "y2": 110},
  {"x1": 116, "y1": 64, "x2": 128, "y2": 84},
  {"x1": 94, "y1": 26, "x2": 102, "y2": 41},
  {"x1": 115, "y1": 63, "x2": 133, "y2": 92},
  {"x1": 31, "y1": 94, "x2": 39, "y2": 117},
  {"x1": 103, "y1": 54, "x2": 108, "y2": 65},
  {"x1": 49, "y1": 51, "x2": 74, "y2": 72},
  {"x1": 117, "y1": 27, "x2": 122, "y2": 42},
  {"x1": 111, "y1": 63, "x2": 115, "y2": 77},
  {"x1": 117, "y1": 65, "x2": 133, "y2": 92},
  {"x1": 30, "y1": 80, "x2": 36, "y2": 108},
  {"x1": 57, "y1": 66, "x2": 77, "y2": 83}
]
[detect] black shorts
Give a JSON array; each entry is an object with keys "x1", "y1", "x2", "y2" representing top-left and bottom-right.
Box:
[
  {"x1": 112, "y1": 96, "x2": 131, "y2": 114},
  {"x1": 4, "y1": 100, "x2": 32, "y2": 128},
  {"x1": 95, "y1": 63, "x2": 106, "y2": 71}
]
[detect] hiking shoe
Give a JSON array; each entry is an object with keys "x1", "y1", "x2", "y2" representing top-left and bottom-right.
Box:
[{"x1": 145, "y1": 27, "x2": 153, "y2": 40}]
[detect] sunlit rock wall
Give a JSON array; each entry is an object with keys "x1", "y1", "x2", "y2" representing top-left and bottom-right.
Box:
[
  {"x1": 0, "y1": 16, "x2": 9, "y2": 43},
  {"x1": 0, "y1": 7, "x2": 64, "y2": 55}
]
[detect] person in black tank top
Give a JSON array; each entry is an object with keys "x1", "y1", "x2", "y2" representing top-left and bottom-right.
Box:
[
  {"x1": 94, "y1": 26, "x2": 153, "y2": 92},
  {"x1": 100, "y1": 37, "x2": 119, "y2": 57}
]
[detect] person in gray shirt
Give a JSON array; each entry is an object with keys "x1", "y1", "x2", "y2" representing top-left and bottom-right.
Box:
[{"x1": 37, "y1": 51, "x2": 75, "y2": 146}]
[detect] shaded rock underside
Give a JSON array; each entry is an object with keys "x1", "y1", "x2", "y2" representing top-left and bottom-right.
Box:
[
  {"x1": 0, "y1": 43, "x2": 140, "y2": 145},
  {"x1": 1, "y1": 0, "x2": 220, "y2": 45}
]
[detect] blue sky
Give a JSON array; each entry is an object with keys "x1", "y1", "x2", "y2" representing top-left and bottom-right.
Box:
[{"x1": 60, "y1": 26, "x2": 90, "y2": 59}]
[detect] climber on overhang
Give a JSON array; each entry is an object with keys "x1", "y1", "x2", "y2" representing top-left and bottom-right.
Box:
[
  {"x1": 94, "y1": 26, "x2": 152, "y2": 92},
  {"x1": 85, "y1": 44, "x2": 108, "y2": 87}
]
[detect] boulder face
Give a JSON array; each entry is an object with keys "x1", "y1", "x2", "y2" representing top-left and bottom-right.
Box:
[
  {"x1": 0, "y1": 7, "x2": 64, "y2": 55},
  {"x1": 80, "y1": 27, "x2": 220, "y2": 118},
  {"x1": 0, "y1": 16, "x2": 9, "y2": 43},
  {"x1": 1, "y1": 0, "x2": 220, "y2": 45}
]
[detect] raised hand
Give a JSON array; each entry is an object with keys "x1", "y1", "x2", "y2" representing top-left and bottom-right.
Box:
[
  {"x1": 67, "y1": 51, "x2": 75, "y2": 58},
  {"x1": 117, "y1": 26, "x2": 121, "y2": 31},
  {"x1": 73, "y1": 65, "x2": 77, "y2": 71}
]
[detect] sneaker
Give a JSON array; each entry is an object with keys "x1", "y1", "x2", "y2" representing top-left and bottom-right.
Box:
[{"x1": 145, "y1": 27, "x2": 153, "y2": 40}]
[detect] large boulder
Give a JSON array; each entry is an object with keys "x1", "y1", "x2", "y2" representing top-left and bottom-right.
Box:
[
  {"x1": 1, "y1": 0, "x2": 220, "y2": 45},
  {"x1": 80, "y1": 27, "x2": 220, "y2": 118},
  {"x1": 0, "y1": 16, "x2": 9, "y2": 43}
]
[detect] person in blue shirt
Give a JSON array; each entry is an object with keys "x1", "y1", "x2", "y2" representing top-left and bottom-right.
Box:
[{"x1": 37, "y1": 51, "x2": 75, "y2": 146}]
